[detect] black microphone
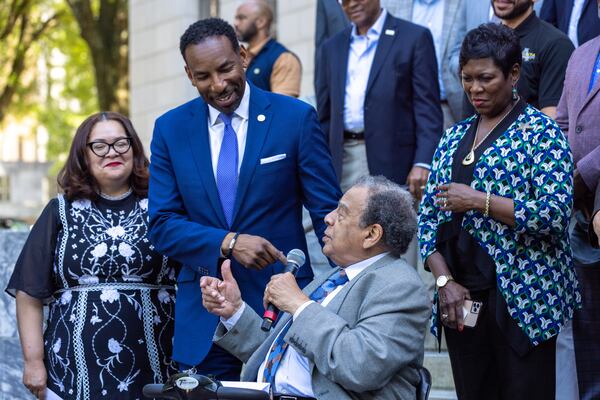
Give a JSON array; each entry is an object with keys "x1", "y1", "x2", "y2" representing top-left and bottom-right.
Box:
[{"x1": 261, "y1": 249, "x2": 306, "y2": 331}]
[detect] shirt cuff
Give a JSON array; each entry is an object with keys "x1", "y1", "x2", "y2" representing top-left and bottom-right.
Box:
[
  {"x1": 221, "y1": 302, "x2": 246, "y2": 330},
  {"x1": 293, "y1": 300, "x2": 315, "y2": 321},
  {"x1": 414, "y1": 163, "x2": 431, "y2": 170}
]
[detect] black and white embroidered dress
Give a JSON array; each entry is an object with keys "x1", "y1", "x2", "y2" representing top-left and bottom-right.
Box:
[{"x1": 7, "y1": 193, "x2": 178, "y2": 399}]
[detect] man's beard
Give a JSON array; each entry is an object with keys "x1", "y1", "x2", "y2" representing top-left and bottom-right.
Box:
[
  {"x1": 493, "y1": 0, "x2": 533, "y2": 20},
  {"x1": 238, "y1": 22, "x2": 258, "y2": 43}
]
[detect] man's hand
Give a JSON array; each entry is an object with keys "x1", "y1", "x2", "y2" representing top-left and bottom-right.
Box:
[
  {"x1": 222, "y1": 233, "x2": 287, "y2": 270},
  {"x1": 200, "y1": 260, "x2": 242, "y2": 319},
  {"x1": 406, "y1": 166, "x2": 430, "y2": 201},
  {"x1": 593, "y1": 211, "x2": 600, "y2": 247},
  {"x1": 23, "y1": 359, "x2": 46, "y2": 399},
  {"x1": 263, "y1": 273, "x2": 310, "y2": 315}
]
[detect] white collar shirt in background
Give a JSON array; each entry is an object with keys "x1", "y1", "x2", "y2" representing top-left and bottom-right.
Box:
[
  {"x1": 568, "y1": 0, "x2": 587, "y2": 47},
  {"x1": 207, "y1": 82, "x2": 251, "y2": 176},
  {"x1": 222, "y1": 252, "x2": 389, "y2": 397},
  {"x1": 343, "y1": 9, "x2": 388, "y2": 133}
]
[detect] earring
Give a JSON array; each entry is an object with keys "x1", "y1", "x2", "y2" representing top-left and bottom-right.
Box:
[{"x1": 512, "y1": 86, "x2": 518, "y2": 101}]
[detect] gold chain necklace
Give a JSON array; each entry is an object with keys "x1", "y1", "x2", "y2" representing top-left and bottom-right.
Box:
[{"x1": 462, "y1": 99, "x2": 520, "y2": 166}]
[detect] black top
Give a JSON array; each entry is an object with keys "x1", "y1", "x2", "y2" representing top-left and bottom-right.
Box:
[{"x1": 514, "y1": 12, "x2": 574, "y2": 109}]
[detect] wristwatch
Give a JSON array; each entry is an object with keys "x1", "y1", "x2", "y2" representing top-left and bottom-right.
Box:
[{"x1": 436, "y1": 275, "x2": 454, "y2": 289}]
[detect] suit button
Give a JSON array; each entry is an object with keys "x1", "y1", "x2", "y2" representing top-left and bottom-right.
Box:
[{"x1": 575, "y1": 126, "x2": 583, "y2": 134}]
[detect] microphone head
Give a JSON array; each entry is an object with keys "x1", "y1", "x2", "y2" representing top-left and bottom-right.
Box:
[{"x1": 286, "y1": 249, "x2": 306, "y2": 268}]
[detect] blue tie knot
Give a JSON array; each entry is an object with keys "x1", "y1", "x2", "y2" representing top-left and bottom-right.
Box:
[{"x1": 219, "y1": 112, "x2": 234, "y2": 126}]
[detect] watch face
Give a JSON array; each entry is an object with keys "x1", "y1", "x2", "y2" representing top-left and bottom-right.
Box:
[{"x1": 436, "y1": 275, "x2": 448, "y2": 288}]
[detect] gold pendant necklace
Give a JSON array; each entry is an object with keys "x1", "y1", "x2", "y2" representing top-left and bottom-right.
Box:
[
  {"x1": 462, "y1": 98, "x2": 520, "y2": 166},
  {"x1": 462, "y1": 150, "x2": 476, "y2": 165}
]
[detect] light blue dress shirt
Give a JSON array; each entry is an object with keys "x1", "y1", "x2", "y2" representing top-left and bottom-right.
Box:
[
  {"x1": 342, "y1": 9, "x2": 388, "y2": 133},
  {"x1": 567, "y1": 0, "x2": 587, "y2": 47},
  {"x1": 412, "y1": 0, "x2": 446, "y2": 99}
]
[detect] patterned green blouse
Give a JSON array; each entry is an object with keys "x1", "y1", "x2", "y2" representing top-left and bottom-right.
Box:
[{"x1": 418, "y1": 105, "x2": 581, "y2": 346}]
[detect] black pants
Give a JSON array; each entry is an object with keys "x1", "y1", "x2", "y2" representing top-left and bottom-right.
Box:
[{"x1": 444, "y1": 289, "x2": 556, "y2": 400}]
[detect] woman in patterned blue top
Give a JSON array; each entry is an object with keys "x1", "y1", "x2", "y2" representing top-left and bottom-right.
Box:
[
  {"x1": 418, "y1": 24, "x2": 580, "y2": 400},
  {"x1": 6, "y1": 112, "x2": 178, "y2": 399}
]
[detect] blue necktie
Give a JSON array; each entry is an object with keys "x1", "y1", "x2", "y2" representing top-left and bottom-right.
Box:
[
  {"x1": 261, "y1": 269, "x2": 349, "y2": 384},
  {"x1": 216, "y1": 113, "x2": 238, "y2": 227}
]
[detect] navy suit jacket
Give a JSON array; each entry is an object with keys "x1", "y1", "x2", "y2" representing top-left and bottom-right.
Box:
[
  {"x1": 148, "y1": 85, "x2": 341, "y2": 366},
  {"x1": 316, "y1": 13, "x2": 443, "y2": 185},
  {"x1": 541, "y1": 0, "x2": 600, "y2": 46}
]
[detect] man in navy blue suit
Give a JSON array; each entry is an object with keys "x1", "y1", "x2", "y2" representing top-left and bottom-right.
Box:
[
  {"x1": 541, "y1": 0, "x2": 600, "y2": 47},
  {"x1": 316, "y1": 0, "x2": 443, "y2": 198},
  {"x1": 148, "y1": 18, "x2": 341, "y2": 380}
]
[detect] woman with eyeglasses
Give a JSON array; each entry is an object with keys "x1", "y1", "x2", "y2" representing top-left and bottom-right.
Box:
[{"x1": 6, "y1": 112, "x2": 179, "y2": 399}]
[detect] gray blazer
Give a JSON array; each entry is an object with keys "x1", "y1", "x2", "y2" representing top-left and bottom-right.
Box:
[
  {"x1": 383, "y1": 0, "x2": 465, "y2": 120},
  {"x1": 214, "y1": 254, "x2": 430, "y2": 400}
]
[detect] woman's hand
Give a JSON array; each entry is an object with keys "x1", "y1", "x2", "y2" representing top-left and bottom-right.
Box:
[
  {"x1": 23, "y1": 359, "x2": 47, "y2": 399},
  {"x1": 439, "y1": 281, "x2": 471, "y2": 330},
  {"x1": 436, "y1": 183, "x2": 485, "y2": 213}
]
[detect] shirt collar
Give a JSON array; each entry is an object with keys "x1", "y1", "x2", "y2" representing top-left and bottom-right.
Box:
[
  {"x1": 350, "y1": 8, "x2": 387, "y2": 40},
  {"x1": 208, "y1": 82, "x2": 251, "y2": 126},
  {"x1": 342, "y1": 252, "x2": 389, "y2": 281},
  {"x1": 248, "y1": 37, "x2": 272, "y2": 58},
  {"x1": 511, "y1": 10, "x2": 538, "y2": 38}
]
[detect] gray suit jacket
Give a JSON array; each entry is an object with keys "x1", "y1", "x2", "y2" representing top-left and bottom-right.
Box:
[
  {"x1": 214, "y1": 254, "x2": 430, "y2": 400},
  {"x1": 383, "y1": 0, "x2": 465, "y2": 120},
  {"x1": 314, "y1": 0, "x2": 350, "y2": 90}
]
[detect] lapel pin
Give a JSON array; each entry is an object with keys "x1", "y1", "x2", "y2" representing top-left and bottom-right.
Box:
[
  {"x1": 257, "y1": 114, "x2": 266, "y2": 122},
  {"x1": 254, "y1": 68, "x2": 261, "y2": 75},
  {"x1": 385, "y1": 29, "x2": 395, "y2": 36}
]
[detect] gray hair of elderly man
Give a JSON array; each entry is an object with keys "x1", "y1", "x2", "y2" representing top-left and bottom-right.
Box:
[{"x1": 353, "y1": 175, "x2": 417, "y2": 257}]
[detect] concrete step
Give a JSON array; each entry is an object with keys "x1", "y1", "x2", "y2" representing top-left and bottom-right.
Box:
[
  {"x1": 429, "y1": 389, "x2": 458, "y2": 400},
  {"x1": 423, "y1": 351, "x2": 455, "y2": 391}
]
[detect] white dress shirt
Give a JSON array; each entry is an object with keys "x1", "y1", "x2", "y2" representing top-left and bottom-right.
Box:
[
  {"x1": 343, "y1": 9, "x2": 387, "y2": 133},
  {"x1": 206, "y1": 82, "x2": 251, "y2": 176},
  {"x1": 222, "y1": 252, "x2": 389, "y2": 397},
  {"x1": 412, "y1": 0, "x2": 446, "y2": 99},
  {"x1": 567, "y1": 0, "x2": 587, "y2": 47}
]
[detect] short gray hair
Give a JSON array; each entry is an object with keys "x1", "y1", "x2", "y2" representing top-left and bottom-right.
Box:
[{"x1": 354, "y1": 175, "x2": 417, "y2": 257}]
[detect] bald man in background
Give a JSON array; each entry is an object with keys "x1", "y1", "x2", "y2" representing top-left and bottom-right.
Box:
[{"x1": 234, "y1": 0, "x2": 302, "y2": 97}]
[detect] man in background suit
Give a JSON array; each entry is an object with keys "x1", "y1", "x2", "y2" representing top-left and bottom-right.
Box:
[
  {"x1": 541, "y1": 0, "x2": 600, "y2": 47},
  {"x1": 201, "y1": 176, "x2": 430, "y2": 400},
  {"x1": 148, "y1": 18, "x2": 341, "y2": 380},
  {"x1": 556, "y1": 12, "x2": 600, "y2": 396},
  {"x1": 383, "y1": 0, "x2": 465, "y2": 127},
  {"x1": 315, "y1": 0, "x2": 350, "y2": 90},
  {"x1": 316, "y1": 0, "x2": 442, "y2": 199}
]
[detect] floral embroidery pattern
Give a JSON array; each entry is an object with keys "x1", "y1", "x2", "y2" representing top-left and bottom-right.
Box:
[{"x1": 44, "y1": 196, "x2": 178, "y2": 399}]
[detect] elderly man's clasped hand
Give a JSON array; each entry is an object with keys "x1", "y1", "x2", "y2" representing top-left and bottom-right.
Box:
[{"x1": 201, "y1": 260, "x2": 310, "y2": 319}]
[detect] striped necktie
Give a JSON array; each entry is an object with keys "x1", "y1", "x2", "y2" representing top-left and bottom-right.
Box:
[{"x1": 261, "y1": 269, "x2": 349, "y2": 384}]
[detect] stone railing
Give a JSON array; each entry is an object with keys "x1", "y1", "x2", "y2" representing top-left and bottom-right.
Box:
[{"x1": 0, "y1": 230, "x2": 31, "y2": 399}]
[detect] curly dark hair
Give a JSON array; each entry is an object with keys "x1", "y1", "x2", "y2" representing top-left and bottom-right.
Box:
[
  {"x1": 354, "y1": 175, "x2": 417, "y2": 257},
  {"x1": 180, "y1": 18, "x2": 239, "y2": 61},
  {"x1": 57, "y1": 112, "x2": 149, "y2": 201},
  {"x1": 459, "y1": 23, "x2": 522, "y2": 77}
]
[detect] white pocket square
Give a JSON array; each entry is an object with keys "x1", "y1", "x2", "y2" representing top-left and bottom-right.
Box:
[{"x1": 260, "y1": 153, "x2": 287, "y2": 165}]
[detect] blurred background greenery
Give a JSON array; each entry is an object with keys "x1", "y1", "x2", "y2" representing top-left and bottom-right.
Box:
[{"x1": 0, "y1": 0, "x2": 128, "y2": 223}]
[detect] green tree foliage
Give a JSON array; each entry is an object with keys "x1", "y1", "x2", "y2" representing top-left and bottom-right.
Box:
[
  {"x1": 67, "y1": 0, "x2": 128, "y2": 115},
  {"x1": 0, "y1": 0, "x2": 62, "y2": 124}
]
